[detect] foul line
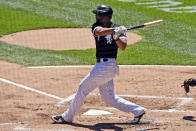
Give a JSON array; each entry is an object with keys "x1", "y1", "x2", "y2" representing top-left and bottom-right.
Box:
[
  {"x1": 28, "y1": 65, "x2": 93, "y2": 69},
  {"x1": 117, "y1": 94, "x2": 193, "y2": 111},
  {"x1": 55, "y1": 93, "x2": 76, "y2": 107},
  {"x1": 0, "y1": 123, "x2": 17, "y2": 126},
  {"x1": 14, "y1": 124, "x2": 77, "y2": 131},
  {"x1": 0, "y1": 78, "x2": 78, "y2": 130},
  {"x1": 103, "y1": 107, "x2": 196, "y2": 113},
  {"x1": 0, "y1": 78, "x2": 63, "y2": 100},
  {"x1": 0, "y1": 77, "x2": 75, "y2": 108},
  {"x1": 58, "y1": 93, "x2": 193, "y2": 106},
  {"x1": 1, "y1": 77, "x2": 194, "y2": 114},
  {"x1": 171, "y1": 98, "x2": 193, "y2": 109},
  {"x1": 56, "y1": 93, "x2": 194, "y2": 113},
  {"x1": 149, "y1": 109, "x2": 196, "y2": 113},
  {"x1": 28, "y1": 65, "x2": 196, "y2": 69},
  {"x1": 116, "y1": 94, "x2": 192, "y2": 100}
]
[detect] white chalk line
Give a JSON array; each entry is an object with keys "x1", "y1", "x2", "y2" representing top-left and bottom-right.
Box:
[
  {"x1": 56, "y1": 93, "x2": 194, "y2": 113},
  {"x1": 171, "y1": 98, "x2": 193, "y2": 109},
  {"x1": 57, "y1": 93, "x2": 193, "y2": 106},
  {"x1": 0, "y1": 78, "x2": 194, "y2": 124},
  {"x1": 55, "y1": 93, "x2": 76, "y2": 107},
  {"x1": 0, "y1": 123, "x2": 17, "y2": 126},
  {"x1": 0, "y1": 78, "x2": 78, "y2": 130},
  {"x1": 0, "y1": 78, "x2": 173, "y2": 130},
  {"x1": 117, "y1": 94, "x2": 193, "y2": 111},
  {"x1": 54, "y1": 93, "x2": 97, "y2": 107},
  {"x1": 115, "y1": 94, "x2": 193, "y2": 112},
  {"x1": 0, "y1": 77, "x2": 72, "y2": 110},
  {"x1": 28, "y1": 64, "x2": 195, "y2": 111},
  {"x1": 14, "y1": 124, "x2": 77, "y2": 131},
  {"x1": 91, "y1": 92, "x2": 193, "y2": 101},
  {"x1": 0, "y1": 78, "x2": 190, "y2": 114},
  {"x1": 103, "y1": 107, "x2": 196, "y2": 113},
  {"x1": 28, "y1": 65, "x2": 195, "y2": 111},
  {"x1": 116, "y1": 94, "x2": 192, "y2": 100},
  {"x1": 0, "y1": 78, "x2": 63, "y2": 100},
  {"x1": 28, "y1": 65, "x2": 196, "y2": 69},
  {"x1": 28, "y1": 65, "x2": 93, "y2": 69},
  {"x1": 150, "y1": 109, "x2": 196, "y2": 113}
]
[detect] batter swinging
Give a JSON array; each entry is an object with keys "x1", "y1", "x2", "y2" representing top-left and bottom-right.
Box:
[{"x1": 52, "y1": 5, "x2": 146, "y2": 124}]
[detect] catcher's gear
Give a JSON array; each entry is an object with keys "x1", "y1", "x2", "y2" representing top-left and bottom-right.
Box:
[{"x1": 181, "y1": 78, "x2": 196, "y2": 93}]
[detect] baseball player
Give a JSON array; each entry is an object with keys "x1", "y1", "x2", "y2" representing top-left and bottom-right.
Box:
[{"x1": 51, "y1": 5, "x2": 146, "y2": 124}]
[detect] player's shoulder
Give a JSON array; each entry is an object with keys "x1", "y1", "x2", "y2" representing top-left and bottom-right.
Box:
[
  {"x1": 111, "y1": 23, "x2": 120, "y2": 28},
  {"x1": 92, "y1": 22, "x2": 102, "y2": 33},
  {"x1": 92, "y1": 22, "x2": 102, "y2": 28}
]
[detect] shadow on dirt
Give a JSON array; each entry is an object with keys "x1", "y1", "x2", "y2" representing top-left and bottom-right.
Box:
[
  {"x1": 183, "y1": 116, "x2": 196, "y2": 122},
  {"x1": 53, "y1": 121, "x2": 159, "y2": 131}
]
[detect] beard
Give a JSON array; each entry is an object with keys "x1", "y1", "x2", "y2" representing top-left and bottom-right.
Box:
[{"x1": 96, "y1": 15, "x2": 111, "y2": 25}]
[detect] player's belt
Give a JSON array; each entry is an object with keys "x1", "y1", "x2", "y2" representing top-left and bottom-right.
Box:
[{"x1": 96, "y1": 58, "x2": 108, "y2": 63}]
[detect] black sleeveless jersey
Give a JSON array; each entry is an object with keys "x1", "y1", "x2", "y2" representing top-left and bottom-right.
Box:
[{"x1": 92, "y1": 22, "x2": 126, "y2": 59}]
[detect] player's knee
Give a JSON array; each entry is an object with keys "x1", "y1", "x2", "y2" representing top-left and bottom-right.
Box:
[
  {"x1": 100, "y1": 93, "x2": 115, "y2": 105},
  {"x1": 78, "y1": 84, "x2": 89, "y2": 97}
]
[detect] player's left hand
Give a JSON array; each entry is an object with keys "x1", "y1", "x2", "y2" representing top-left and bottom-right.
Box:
[
  {"x1": 114, "y1": 26, "x2": 127, "y2": 34},
  {"x1": 113, "y1": 26, "x2": 127, "y2": 40}
]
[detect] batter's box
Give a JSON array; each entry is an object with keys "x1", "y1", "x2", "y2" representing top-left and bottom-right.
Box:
[{"x1": 55, "y1": 93, "x2": 194, "y2": 113}]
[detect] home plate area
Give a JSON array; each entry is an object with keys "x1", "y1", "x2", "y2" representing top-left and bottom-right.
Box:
[
  {"x1": 57, "y1": 93, "x2": 194, "y2": 115},
  {"x1": 52, "y1": 92, "x2": 196, "y2": 130},
  {"x1": 1, "y1": 64, "x2": 196, "y2": 130}
]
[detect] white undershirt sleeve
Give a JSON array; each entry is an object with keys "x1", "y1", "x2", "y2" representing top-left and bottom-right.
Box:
[{"x1": 92, "y1": 26, "x2": 102, "y2": 37}]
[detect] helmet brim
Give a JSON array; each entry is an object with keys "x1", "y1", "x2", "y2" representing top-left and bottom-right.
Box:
[
  {"x1": 93, "y1": 10, "x2": 106, "y2": 14},
  {"x1": 92, "y1": 10, "x2": 112, "y2": 15},
  {"x1": 92, "y1": 10, "x2": 97, "y2": 14}
]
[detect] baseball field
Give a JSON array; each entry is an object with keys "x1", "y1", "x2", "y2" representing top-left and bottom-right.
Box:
[{"x1": 0, "y1": 0, "x2": 196, "y2": 130}]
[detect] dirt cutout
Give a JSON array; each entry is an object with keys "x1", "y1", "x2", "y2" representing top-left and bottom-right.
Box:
[{"x1": 0, "y1": 28, "x2": 141, "y2": 50}]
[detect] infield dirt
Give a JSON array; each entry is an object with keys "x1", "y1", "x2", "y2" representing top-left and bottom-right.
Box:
[
  {"x1": 1, "y1": 60, "x2": 196, "y2": 130},
  {"x1": 0, "y1": 28, "x2": 141, "y2": 50}
]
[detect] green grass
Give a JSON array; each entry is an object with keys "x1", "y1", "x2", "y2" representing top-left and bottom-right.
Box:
[
  {"x1": 0, "y1": 0, "x2": 196, "y2": 66},
  {"x1": 1, "y1": 40, "x2": 195, "y2": 66},
  {"x1": 0, "y1": 4, "x2": 80, "y2": 37},
  {"x1": 0, "y1": 41, "x2": 95, "y2": 66},
  {"x1": 117, "y1": 42, "x2": 196, "y2": 65}
]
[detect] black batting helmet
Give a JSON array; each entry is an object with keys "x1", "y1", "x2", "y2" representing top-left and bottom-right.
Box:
[{"x1": 92, "y1": 5, "x2": 113, "y2": 16}]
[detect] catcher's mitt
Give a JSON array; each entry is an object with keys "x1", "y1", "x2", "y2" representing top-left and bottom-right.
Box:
[{"x1": 181, "y1": 78, "x2": 196, "y2": 93}]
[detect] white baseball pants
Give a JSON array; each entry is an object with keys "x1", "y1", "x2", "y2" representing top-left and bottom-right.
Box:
[{"x1": 62, "y1": 58, "x2": 146, "y2": 122}]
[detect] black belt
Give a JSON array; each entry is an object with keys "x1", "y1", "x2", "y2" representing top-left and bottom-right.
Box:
[{"x1": 96, "y1": 58, "x2": 108, "y2": 63}]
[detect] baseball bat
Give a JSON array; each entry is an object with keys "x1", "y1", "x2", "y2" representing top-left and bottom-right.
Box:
[{"x1": 127, "y1": 19, "x2": 163, "y2": 30}]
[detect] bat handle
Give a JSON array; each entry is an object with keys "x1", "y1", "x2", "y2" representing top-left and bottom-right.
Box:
[{"x1": 127, "y1": 25, "x2": 144, "y2": 30}]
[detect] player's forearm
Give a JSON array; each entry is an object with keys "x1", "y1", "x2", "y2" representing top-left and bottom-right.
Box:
[
  {"x1": 94, "y1": 28, "x2": 114, "y2": 36},
  {"x1": 116, "y1": 38, "x2": 127, "y2": 50}
]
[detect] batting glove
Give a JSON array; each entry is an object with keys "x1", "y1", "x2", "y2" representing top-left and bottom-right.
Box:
[
  {"x1": 113, "y1": 26, "x2": 127, "y2": 40},
  {"x1": 114, "y1": 26, "x2": 127, "y2": 34}
]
